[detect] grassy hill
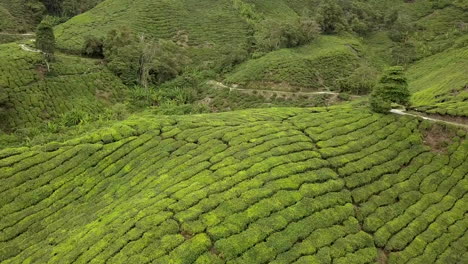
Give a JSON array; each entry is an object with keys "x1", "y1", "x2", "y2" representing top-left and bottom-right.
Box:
[
  {"x1": 225, "y1": 35, "x2": 373, "y2": 92},
  {"x1": 0, "y1": 0, "x2": 43, "y2": 32},
  {"x1": 408, "y1": 45, "x2": 468, "y2": 117},
  {"x1": 54, "y1": 0, "x2": 250, "y2": 57},
  {"x1": 0, "y1": 42, "x2": 127, "y2": 131},
  {"x1": 0, "y1": 106, "x2": 467, "y2": 263}
]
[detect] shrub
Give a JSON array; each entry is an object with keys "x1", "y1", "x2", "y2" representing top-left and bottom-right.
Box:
[
  {"x1": 103, "y1": 28, "x2": 190, "y2": 86},
  {"x1": 82, "y1": 35, "x2": 104, "y2": 58},
  {"x1": 369, "y1": 95, "x2": 392, "y2": 113},
  {"x1": 370, "y1": 66, "x2": 410, "y2": 113},
  {"x1": 336, "y1": 65, "x2": 378, "y2": 95},
  {"x1": 60, "y1": 110, "x2": 88, "y2": 127},
  {"x1": 316, "y1": 1, "x2": 348, "y2": 34},
  {"x1": 36, "y1": 16, "x2": 56, "y2": 63},
  {"x1": 254, "y1": 18, "x2": 320, "y2": 52}
]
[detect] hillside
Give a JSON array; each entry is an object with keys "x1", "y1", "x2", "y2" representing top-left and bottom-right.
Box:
[
  {"x1": 54, "y1": 0, "x2": 250, "y2": 57},
  {"x1": 0, "y1": 42, "x2": 127, "y2": 131},
  {"x1": 0, "y1": 0, "x2": 467, "y2": 263},
  {"x1": 408, "y1": 45, "x2": 468, "y2": 117},
  {"x1": 1, "y1": 107, "x2": 467, "y2": 263},
  {"x1": 225, "y1": 35, "x2": 373, "y2": 92},
  {"x1": 0, "y1": 0, "x2": 43, "y2": 32}
]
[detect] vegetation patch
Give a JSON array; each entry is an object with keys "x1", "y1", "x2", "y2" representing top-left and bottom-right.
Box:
[
  {"x1": 0, "y1": 107, "x2": 467, "y2": 263},
  {"x1": 420, "y1": 122, "x2": 458, "y2": 153}
]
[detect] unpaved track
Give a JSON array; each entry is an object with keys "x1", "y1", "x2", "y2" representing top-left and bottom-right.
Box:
[
  {"x1": 391, "y1": 109, "x2": 468, "y2": 129},
  {"x1": 19, "y1": 43, "x2": 41, "y2": 53},
  {"x1": 207, "y1": 80, "x2": 342, "y2": 97},
  {"x1": 0, "y1": 32, "x2": 34, "y2": 36},
  {"x1": 207, "y1": 81, "x2": 468, "y2": 128}
]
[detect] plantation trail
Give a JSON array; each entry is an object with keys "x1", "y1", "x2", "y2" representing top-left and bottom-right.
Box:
[
  {"x1": 207, "y1": 80, "x2": 360, "y2": 101},
  {"x1": 0, "y1": 32, "x2": 41, "y2": 53},
  {"x1": 391, "y1": 109, "x2": 468, "y2": 129},
  {"x1": 0, "y1": 32, "x2": 35, "y2": 36},
  {"x1": 19, "y1": 41, "x2": 41, "y2": 53},
  {"x1": 208, "y1": 81, "x2": 468, "y2": 128}
]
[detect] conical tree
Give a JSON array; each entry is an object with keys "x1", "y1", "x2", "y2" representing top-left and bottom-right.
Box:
[
  {"x1": 36, "y1": 17, "x2": 56, "y2": 63},
  {"x1": 370, "y1": 66, "x2": 410, "y2": 113}
]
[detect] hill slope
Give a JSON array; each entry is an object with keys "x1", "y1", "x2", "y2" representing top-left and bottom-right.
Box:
[
  {"x1": 1, "y1": 107, "x2": 467, "y2": 263},
  {"x1": 0, "y1": 0, "x2": 43, "y2": 32},
  {"x1": 54, "y1": 0, "x2": 250, "y2": 54},
  {"x1": 225, "y1": 35, "x2": 372, "y2": 92},
  {"x1": 408, "y1": 45, "x2": 468, "y2": 117},
  {"x1": 0, "y1": 43, "x2": 127, "y2": 131}
]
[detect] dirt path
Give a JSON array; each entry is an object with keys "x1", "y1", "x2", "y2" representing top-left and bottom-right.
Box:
[
  {"x1": 207, "y1": 80, "x2": 352, "y2": 99},
  {"x1": 391, "y1": 109, "x2": 468, "y2": 129},
  {"x1": 207, "y1": 81, "x2": 468, "y2": 128},
  {"x1": 19, "y1": 42, "x2": 41, "y2": 53},
  {"x1": 0, "y1": 32, "x2": 35, "y2": 36}
]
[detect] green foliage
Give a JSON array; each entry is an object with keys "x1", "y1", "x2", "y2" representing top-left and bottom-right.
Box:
[
  {"x1": 316, "y1": 1, "x2": 348, "y2": 34},
  {"x1": 61, "y1": 0, "x2": 103, "y2": 17},
  {"x1": 370, "y1": 66, "x2": 410, "y2": 113},
  {"x1": 369, "y1": 95, "x2": 391, "y2": 114},
  {"x1": 103, "y1": 28, "x2": 189, "y2": 86},
  {"x1": 35, "y1": 16, "x2": 56, "y2": 59},
  {"x1": 0, "y1": 42, "x2": 127, "y2": 131},
  {"x1": 82, "y1": 34, "x2": 104, "y2": 58},
  {"x1": 0, "y1": 106, "x2": 466, "y2": 263},
  {"x1": 254, "y1": 17, "x2": 320, "y2": 52},
  {"x1": 60, "y1": 109, "x2": 88, "y2": 127},
  {"x1": 336, "y1": 65, "x2": 378, "y2": 95},
  {"x1": 408, "y1": 46, "x2": 468, "y2": 117},
  {"x1": 227, "y1": 35, "x2": 364, "y2": 91}
]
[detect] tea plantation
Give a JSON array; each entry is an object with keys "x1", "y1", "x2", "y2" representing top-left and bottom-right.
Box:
[
  {"x1": 0, "y1": 43, "x2": 127, "y2": 131},
  {"x1": 408, "y1": 45, "x2": 468, "y2": 117},
  {"x1": 225, "y1": 36, "x2": 367, "y2": 92},
  {"x1": 0, "y1": 106, "x2": 466, "y2": 263}
]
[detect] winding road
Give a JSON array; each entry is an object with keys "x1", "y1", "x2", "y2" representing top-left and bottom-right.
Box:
[
  {"x1": 390, "y1": 109, "x2": 468, "y2": 129},
  {"x1": 208, "y1": 80, "x2": 468, "y2": 129}
]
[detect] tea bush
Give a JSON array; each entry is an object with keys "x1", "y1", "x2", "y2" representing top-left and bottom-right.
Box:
[{"x1": 0, "y1": 107, "x2": 466, "y2": 263}]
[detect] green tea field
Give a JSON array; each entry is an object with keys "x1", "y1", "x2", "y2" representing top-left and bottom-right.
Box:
[
  {"x1": 0, "y1": 42, "x2": 127, "y2": 131},
  {"x1": 1, "y1": 107, "x2": 467, "y2": 263},
  {"x1": 408, "y1": 46, "x2": 468, "y2": 117}
]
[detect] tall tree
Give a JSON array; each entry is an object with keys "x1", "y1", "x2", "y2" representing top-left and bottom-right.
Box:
[
  {"x1": 36, "y1": 16, "x2": 56, "y2": 70},
  {"x1": 317, "y1": 1, "x2": 348, "y2": 34},
  {"x1": 40, "y1": 0, "x2": 63, "y2": 16},
  {"x1": 370, "y1": 66, "x2": 411, "y2": 113}
]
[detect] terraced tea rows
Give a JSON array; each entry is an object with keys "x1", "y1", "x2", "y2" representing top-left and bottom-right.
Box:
[
  {"x1": 225, "y1": 36, "x2": 364, "y2": 91},
  {"x1": 0, "y1": 107, "x2": 467, "y2": 263},
  {"x1": 55, "y1": 0, "x2": 250, "y2": 54},
  {"x1": 0, "y1": 43, "x2": 127, "y2": 130},
  {"x1": 408, "y1": 46, "x2": 468, "y2": 117}
]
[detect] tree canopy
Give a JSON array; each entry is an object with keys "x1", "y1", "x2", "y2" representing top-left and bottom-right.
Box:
[{"x1": 370, "y1": 66, "x2": 411, "y2": 113}]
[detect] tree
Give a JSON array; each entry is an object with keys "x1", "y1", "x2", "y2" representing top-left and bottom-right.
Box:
[
  {"x1": 0, "y1": 92, "x2": 8, "y2": 111},
  {"x1": 254, "y1": 18, "x2": 320, "y2": 52},
  {"x1": 36, "y1": 16, "x2": 56, "y2": 71},
  {"x1": 40, "y1": 0, "x2": 62, "y2": 16},
  {"x1": 316, "y1": 1, "x2": 348, "y2": 34},
  {"x1": 138, "y1": 37, "x2": 190, "y2": 87},
  {"x1": 103, "y1": 28, "x2": 189, "y2": 86},
  {"x1": 370, "y1": 66, "x2": 410, "y2": 113},
  {"x1": 82, "y1": 35, "x2": 104, "y2": 58}
]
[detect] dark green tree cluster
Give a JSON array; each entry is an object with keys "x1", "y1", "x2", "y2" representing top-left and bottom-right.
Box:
[
  {"x1": 0, "y1": 92, "x2": 8, "y2": 111},
  {"x1": 316, "y1": 0, "x2": 392, "y2": 35},
  {"x1": 370, "y1": 66, "x2": 411, "y2": 113},
  {"x1": 84, "y1": 28, "x2": 190, "y2": 86},
  {"x1": 252, "y1": 0, "x2": 398, "y2": 53},
  {"x1": 254, "y1": 17, "x2": 320, "y2": 52},
  {"x1": 35, "y1": 16, "x2": 56, "y2": 71},
  {"x1": 39, "y1": 0, "x2": 102, "y2": 17}
]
